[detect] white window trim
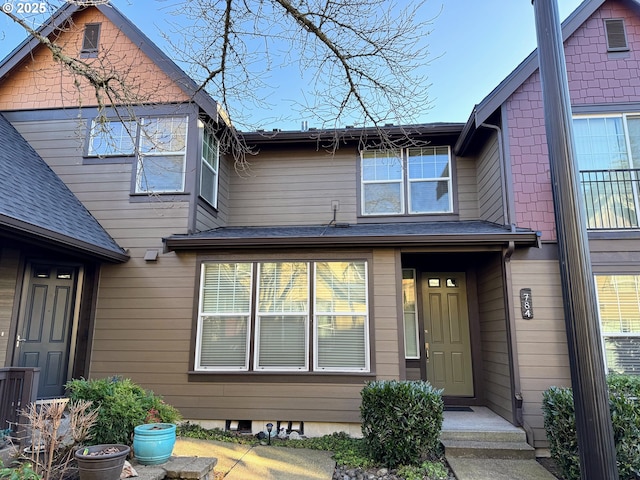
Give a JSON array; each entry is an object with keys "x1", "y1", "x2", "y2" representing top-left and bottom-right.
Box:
[
  {"x1": 312, "y1": 262, "x2": 370, "y2": 372},
  {"x1": 361, "y1": 147, "x2": 453, "y2": 216},
  {"x1": 195, "y1": 263, "x2": 252, "y2": 371},
  {"x1": 407, "y1": 146, "x2": 453, "y2": 214},
  {"x1": 199, "y1": 125, "x2": 220, "y2": 208},
  {"x1": 87, "y1": 118, "x2": 138, "y2": 157},
  {"x1": 196, "y1": 261, "x2": 371, "y2": 373},
  {"x1": 402, "y1": 268, "x2": 420, "y2": 360},
  {"x1": 254, "y1": 263, "x2": 310, "y2": 371},
  {"x1": 594, "y1": 274, "x2": 640, "y2": 374},
  {"x1": 135, "y1": 116, "x2": 189, "y2": 194}
]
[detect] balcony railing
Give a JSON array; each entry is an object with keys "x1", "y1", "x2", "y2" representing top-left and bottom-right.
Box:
[{"x1": 579, "y1": 169, "x2": 640, "y2": 230}]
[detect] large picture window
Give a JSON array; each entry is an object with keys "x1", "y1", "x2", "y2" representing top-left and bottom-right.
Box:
[
  {"x1": 361, "y1": 147, "x2": 452, "y2": 216},
  {"x1": 196, "y1": 260, "x2": 370, "y2": 373},
  {"x1": 595, "y1": 275, "x2": 640, "y2": 375}
]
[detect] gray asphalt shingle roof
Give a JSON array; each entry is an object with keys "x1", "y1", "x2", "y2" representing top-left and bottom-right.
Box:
[{"x1": 0, "y1": 114, "x2": 128, "y2": 262}]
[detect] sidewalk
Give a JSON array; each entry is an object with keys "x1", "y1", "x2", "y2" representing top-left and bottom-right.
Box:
[{"x1": 173, "y1": 437, "x2": 336, "y2": 480}]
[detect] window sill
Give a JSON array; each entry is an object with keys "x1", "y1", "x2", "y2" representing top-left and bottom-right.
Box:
[
  {"x1": 188, "y1": 371, "x2": 376, "y2": 384},
  {"x1": 357, "y1": 213, "x2": 458, "y2": 223}
]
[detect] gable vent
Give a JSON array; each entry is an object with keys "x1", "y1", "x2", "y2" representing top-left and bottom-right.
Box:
[{"x1": 604, "y1": 19, "x2": 629, "y2": 52}]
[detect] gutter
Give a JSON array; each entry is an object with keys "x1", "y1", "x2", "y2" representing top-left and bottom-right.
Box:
[{"x1": 164, "y1": 231, "x2": 540, "y2": 251}]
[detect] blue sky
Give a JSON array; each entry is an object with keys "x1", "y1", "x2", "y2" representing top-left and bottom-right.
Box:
[{"x1": 0, "y1": 0, "x2": 584, "y2": 129}]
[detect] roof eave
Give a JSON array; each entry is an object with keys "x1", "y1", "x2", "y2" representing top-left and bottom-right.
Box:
[
  {"x1": 164, "y1": 232, "x2": 540, "y2": 251},
  {"x1": 0, "y1": 215, "x2": 129, "y2": 263}
]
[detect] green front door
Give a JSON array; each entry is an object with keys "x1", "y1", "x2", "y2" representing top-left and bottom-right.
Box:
[{"x1": 422, "y1": 272, "x2": 474, "y2": 396}]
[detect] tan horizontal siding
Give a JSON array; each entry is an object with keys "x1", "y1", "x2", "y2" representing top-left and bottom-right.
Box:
[
  {"x1": 478, "y1": 256, "x2": 512, "y2": 421},
  {"x1": 372, "y1": 249, "x2": 401, "y2": 379},
  {"x1": 228, "y1": 149, "x2": 357, "y2": 226},
  {"x1": 511, "y1": 259, "x2": 570, "y2": 449},
  {"x1": 477, "y1": 133, "x2": 504, "y2": 224},
  {"x1": 457, "y1": 156, "x2": 479, "y2": 220}
]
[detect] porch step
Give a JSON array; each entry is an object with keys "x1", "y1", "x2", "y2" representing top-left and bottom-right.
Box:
[
  {"x1": 442, "y1": 439, "x2": 535, "y2": 460},
  {"x1": 441, "y1": 428, "x2": 527, "y2": 443}
]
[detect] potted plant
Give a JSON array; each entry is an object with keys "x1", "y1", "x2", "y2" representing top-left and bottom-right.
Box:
[
  {"x1": 75, "y1": 444, "x2": 130, "y2": 480},
  {"x1": 132, "y1": 419, "x2": 176, "y2": 465}
]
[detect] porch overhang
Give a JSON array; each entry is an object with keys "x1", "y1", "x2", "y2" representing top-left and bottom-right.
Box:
[
  {"x1": 164, "y1": 221, "x2": 541, "y2": 251},
  {"x1": 0, "y1": 215, "x2": 129, "y2": 263}
]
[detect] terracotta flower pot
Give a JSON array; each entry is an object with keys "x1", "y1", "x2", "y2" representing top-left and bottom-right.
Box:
[{"x1": 75, "y1": 444, "x2": 130, "y2": 480}]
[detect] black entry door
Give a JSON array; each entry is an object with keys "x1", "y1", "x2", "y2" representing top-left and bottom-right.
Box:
[{"x1": 14, "y1": 263, "x2": 77, "y2": 399}]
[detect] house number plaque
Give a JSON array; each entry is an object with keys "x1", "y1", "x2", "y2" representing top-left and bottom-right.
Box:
[{"x1": 520, "y1": 288, "x2": 533, "y2": 319}]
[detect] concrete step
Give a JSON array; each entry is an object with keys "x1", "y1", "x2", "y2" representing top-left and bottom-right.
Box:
[
  {"x1": 442, "y1": 439, "x2": 535, "y2": 460},
  {"x1": 441, "y1": 428, "x2": 527, "y2": 443}
]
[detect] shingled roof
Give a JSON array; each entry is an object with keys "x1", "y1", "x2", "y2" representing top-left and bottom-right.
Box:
[{"x1": 0, "y1": 114, "x2": 128, "y2": 262}]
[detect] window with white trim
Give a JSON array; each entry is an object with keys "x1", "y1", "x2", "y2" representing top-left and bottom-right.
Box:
[
  {"x1": 88, "y1": 119, "x2": 138, "y2": 156},
  {"x1": 361, "y1": 147, "x2": 452, "y2": 215},
  {"x1": 196, "y1": 260, "x2": 370, "y2": 372},
  {"x1": 87, "y1": 116, "x2": 188, "y2": 194},
  {"x1": 137, "y1": 117, "x2": 188, "y2": 193},
  {"x1": 573, "y1": 114, "x2": 640, "y2": 229},
  {"x1": 200, "y1": 124, "x2": 219, "y2": 207},
  {"x1": 595, "y1": 275, "x2": 640, "y2": 375},
  {"x1": 402, "y1": 268, "x2": 419, "y2": 359}
]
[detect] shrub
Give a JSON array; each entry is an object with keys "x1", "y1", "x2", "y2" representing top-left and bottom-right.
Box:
[
  {"x1": 0, "y1": 461, "x2": 40, "y2": 480},
  {"x1": 542, "y1": 374, "x2": 640, "y2": 480},
  {"x1": 66, "y1": 377, "x2": 182, "y2": 446},
  {"x1": 360, "y1": 380, "x2": 443, "y2": 468}
]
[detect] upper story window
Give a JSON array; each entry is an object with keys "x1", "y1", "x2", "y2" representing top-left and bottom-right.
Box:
[
  {"x1": 573, "y1": 114, "x2": 640, "y2": 229},
  {"x1": 196, "y1": 260, "x2": 369, "y2": 373},
  {"x1": 200, "y1": 124, "x2": 219, "y2": 208},
  {"x1": 604, "y1": 19, "x2": 629, "y2": 52},
  {"x1": 88, "y1": 116, "x2": 188, "y2": 194},
  {"x1": 81, "y1": 23, "x2": 101, "y2": 56},
  {"x1": 137, "y1": 117, "x2": 188, "y2": 193},
  {"x1": 361, "y1": 146, "x2": 452, "y2": 216}
]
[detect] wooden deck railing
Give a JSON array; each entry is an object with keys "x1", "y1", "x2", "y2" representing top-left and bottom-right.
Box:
[{"x1": 0, "y1": 367, "x2": 40, "y2": 443}]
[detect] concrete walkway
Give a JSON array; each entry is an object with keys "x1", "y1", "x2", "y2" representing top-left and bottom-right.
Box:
[
  {"x1": 447, "y1": 458, "x2": 559, "y2": 480},
  {"x1": 173, "y1": 437, "x2": 336, "y2": 480},
  {"x1": 173, "y1": 437, "x2": 559, "y2": 480}
]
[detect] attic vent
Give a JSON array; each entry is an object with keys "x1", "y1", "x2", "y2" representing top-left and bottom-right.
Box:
[
  {"x1": 604, "y1": 19, "x2": 629, "y2": 52},
  {"x1": 81, "y1": 23, "x2": 101, "y2": 54}
]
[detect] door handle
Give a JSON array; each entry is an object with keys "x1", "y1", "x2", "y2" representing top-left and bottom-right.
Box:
[
  {"x1": 425, "y1": 342, "x2": 429, "y2": 360},
  {"x1": 16, "y1": 335, "x2": 26, "y2": 348}
]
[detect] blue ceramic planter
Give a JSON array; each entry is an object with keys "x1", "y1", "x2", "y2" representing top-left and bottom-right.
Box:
[{"x1": 133, "y1": 423, "x2": 176, "y2": 465}]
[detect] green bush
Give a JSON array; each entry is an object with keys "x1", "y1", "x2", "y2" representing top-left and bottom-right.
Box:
[
  {"x1": 542, "y1": 374, "x2": 640, "y2": 480},
  {"x1": 360, "y1": 380, "x2": 443, "y2": 468},
  {"x1": 66, "y1": 377, "x2": 182, "y2": 446}
]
